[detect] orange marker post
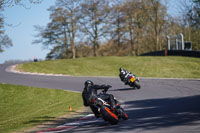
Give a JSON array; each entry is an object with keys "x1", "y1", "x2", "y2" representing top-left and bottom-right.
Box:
[{"x1": 69, "y1": 106, "x2": 72, "y2": 111}]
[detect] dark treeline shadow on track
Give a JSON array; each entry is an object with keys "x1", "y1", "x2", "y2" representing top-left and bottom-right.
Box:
[
  {"x1": 123, "y1": 95, "x2": 200, "y2": 130},
  {"x1": 68, "y1": 95, "x2": 200, "y2": 133}
]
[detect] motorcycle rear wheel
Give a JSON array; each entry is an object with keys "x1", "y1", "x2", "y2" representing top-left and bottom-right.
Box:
[{"x1": 100, "y1": 106, "x2": 119, "y2": 125}]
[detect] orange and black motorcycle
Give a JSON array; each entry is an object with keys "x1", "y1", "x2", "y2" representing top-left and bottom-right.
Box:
[{"x1": 82, "y1": 80, "x2": 128, "y2": 125}]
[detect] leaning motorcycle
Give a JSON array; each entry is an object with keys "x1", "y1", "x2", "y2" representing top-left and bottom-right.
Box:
[
  {"x1": 119, "y1": 67, "x2": 141, "y2": 89},
  {"x1": 82, "y1": 85, "x2": 128, "y2": 125}
]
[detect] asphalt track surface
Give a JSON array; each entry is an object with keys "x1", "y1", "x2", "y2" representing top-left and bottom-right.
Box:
[{"x1": 1, "y1": 63, "x2": 200, "y2": 133}]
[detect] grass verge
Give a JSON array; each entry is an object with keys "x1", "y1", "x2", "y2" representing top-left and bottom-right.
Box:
[
  {"x1": 17, "y1": 56, "x2": 200, "y2": 79},
  {"x1": 0, "y1": 84, "x2": 83, "y2": 133}
]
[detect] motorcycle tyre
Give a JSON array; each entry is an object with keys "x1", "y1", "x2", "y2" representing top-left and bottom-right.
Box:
[
  {"x1": 119, "y1": 108, "x2": 128, "y2": 120},
  {"x1": 90, "y1": 105, "x2": 101, "y2": 118},
  {"x1": 134, "y1": 82, "x2": 141, "y2": 89},
  {"x1": 122, "y1": 112, "x2": 128, "y2": 120},
  {"x1": 100, "y1": 106, "x2": 119, "y2": 125}
]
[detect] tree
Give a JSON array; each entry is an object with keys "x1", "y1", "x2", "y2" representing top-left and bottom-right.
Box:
[
  {"x1": 109, "y1": 0, "x2": 125, "y2": 49},
  {"x1": 0, "y1": 3, "x2": 12, "y2": 53},
  {"x1": 187, "y1": 0, "x2": 200, "y2": 29},
  {"x1": 0, "y1": 34, "x2": 12, "y2": 52},
  {"x1": 33, "y1": 0, "x2": 81, "y2": 59},
  {"x1": 188, "y1": 0, "x2": 200, "y2": 50},
  {"x1": 99, "y1": 0, "x2": 169, "y2": 56},
  {"x1": 122, "y1": 0, "x2": 136, "y2": 55},
  {"x1": 122, "y1": 0, "x2": 152, "y2": 55},
  {"x1": 147, "y1": 0, "x2": 168, "y2": 51},
  {"x1": 80, "y1": 0, "x2": 111, "y2": 56},
  {"x1": 55, "y1": 0, "x2": 82, "y2": 59},
  {"x1": 179, "y1": 0, "x2": 200, "y2": 50},
  {"x1": 33, "y1": 7, "x2": 70, "y2": 59},
  {"x1": 1, "y1": 0, "x2": 42, "y2": 7}
]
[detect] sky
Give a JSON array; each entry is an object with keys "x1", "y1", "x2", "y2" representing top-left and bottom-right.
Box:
[
  {"x1": 0, "y1": 0, "x2": 181, "y2": 64},
  {"x1": 0, "y1": 0, "x2": 56, "y2": 64}
]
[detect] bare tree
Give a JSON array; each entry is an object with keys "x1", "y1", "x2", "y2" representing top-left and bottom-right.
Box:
[
  {"x1": 1, "y1": 0, "x2": 42, "y2": 7},
  {"x1": 33, "y1": 7, "x2": 70, "y2": 59},
  {"x1": 80, "y1": 0, "x2": 111, "y2": 56},
  {"x1": 109, "y1": 0, "x2": 125, "y2": 49},
  {"x1": 122, "y1": 0, "x2": 136, "y2": 55},
  {"x1": 56, "y1": 0, "x2": 82, "y2": 59},
  {"x1": 122, "y1": 0, "x2": 148, "y2": 55},
  {"x1": 33, "y1": 0, "x2": 81, "y2": 59},
  {"x1": 178, "y1": 0, "x2": 200, "y2": 50},
  {"x1": 147, "y1": 0, "x2": 168, "y2": 51},
  {"x1": 0, "y1": 3, "x2": 12, "y2": 53}
]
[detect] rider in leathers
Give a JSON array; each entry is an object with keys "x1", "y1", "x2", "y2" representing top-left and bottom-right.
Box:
[
  {"x1": 119, "y1": 67, "x2": 131, "y2": 85},
  {"x1": 82, "y1": 80, "x2": 118, "y2": 118}
]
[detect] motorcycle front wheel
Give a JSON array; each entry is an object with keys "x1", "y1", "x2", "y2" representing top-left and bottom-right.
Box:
[
  {"x1": 121, "y1": 112, "x2": 128, "y2": 120},
  {"x1": 134, "y1": 81, "x2": 141, "y2": 89},
  {"x1": 100, "y1": 106, "x2": 119, "y2": 125},
  {"x1": 119, "y1": 108, "x2": 128, "y2": 120}
]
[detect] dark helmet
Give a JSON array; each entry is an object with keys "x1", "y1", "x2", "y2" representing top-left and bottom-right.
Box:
[
  {"x1": 84, "y1": 80, "x2": 94, "y2": 88},
  {"x1": 119, "y1": 67, "x2": 123, "y2": 72}
]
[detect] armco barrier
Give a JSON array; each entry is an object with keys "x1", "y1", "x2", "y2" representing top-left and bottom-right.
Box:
[{"x1": 141, "y1": 50, "x2": 200, "y2": 58}]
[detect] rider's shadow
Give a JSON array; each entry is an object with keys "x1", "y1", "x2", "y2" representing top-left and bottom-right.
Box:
[{"x1": 110, "y1": 88, "x2": 138, "y2": 91}]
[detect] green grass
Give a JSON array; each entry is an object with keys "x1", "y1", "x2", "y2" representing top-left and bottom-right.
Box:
[
  {"x1": 17, "y1": 56, "x2": 200, "y2": 78},
  {"x1": 0, "y1": 84, "x2": 83, "y2": 133}
]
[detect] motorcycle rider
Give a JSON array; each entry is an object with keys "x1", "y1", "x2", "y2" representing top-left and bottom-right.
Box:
[
  {"x1": 119, "y1": 67, "x2": 131, "y2": 85},
  {"x1": 82, "y1": 80, "x2": 119, "y2": 118}
]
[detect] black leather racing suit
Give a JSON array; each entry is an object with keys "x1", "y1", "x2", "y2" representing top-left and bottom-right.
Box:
[
  {"x1": 82, "y1": 84, "x2": 117, "y2": 117},
  {"x1": 119, "y1": 68, "x2": 131, "y2": 85}
]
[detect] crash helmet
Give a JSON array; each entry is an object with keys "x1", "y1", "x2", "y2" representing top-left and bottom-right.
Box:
[
  {"x1": 119, "y1": 67, "x2": 123, "y2": 72},
  {"x1": 84, "y1": 80, "x2": 94, "y2": 88}
]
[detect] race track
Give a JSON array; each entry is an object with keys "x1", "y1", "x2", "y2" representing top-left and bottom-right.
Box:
[{"x1": 0, "y1": 63, "x2": 200, "y2": 133}]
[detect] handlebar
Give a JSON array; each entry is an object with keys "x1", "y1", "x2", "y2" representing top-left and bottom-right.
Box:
[{"x1": 99, "y1": 84, "x2": 112, "y2": 93}]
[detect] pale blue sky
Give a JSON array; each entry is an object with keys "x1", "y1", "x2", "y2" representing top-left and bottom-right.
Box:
[
  {"x1": 0, "y1": 0, "x2": 56, "y2": 63},
  {"x1": 0, "y1": 0, "x2": 181, "y2": 64}
]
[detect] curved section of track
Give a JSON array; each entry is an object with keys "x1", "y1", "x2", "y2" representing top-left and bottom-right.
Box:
[{"x1": 1, "y1": 63, "x2": 200, "y2": 133}]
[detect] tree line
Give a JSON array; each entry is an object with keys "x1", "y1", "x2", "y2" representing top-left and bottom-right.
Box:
[
  {"x1": 0, "y1": 0, "x2": 199, "y2": 59},
  {"x1": 34, "y1": 0, "x2": 171, "y2": 59}
]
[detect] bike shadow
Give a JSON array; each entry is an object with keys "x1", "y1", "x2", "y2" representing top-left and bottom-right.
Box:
[{"x1": 110, "y1": 88, "x2": 138, "y2": 91}]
